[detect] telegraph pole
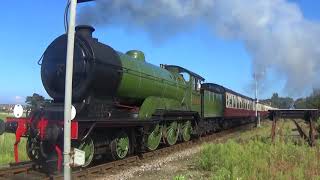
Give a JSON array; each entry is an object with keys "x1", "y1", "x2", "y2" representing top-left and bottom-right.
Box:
[{"x1": 64, "y1": 0, "x2": 78, "y2": 179}]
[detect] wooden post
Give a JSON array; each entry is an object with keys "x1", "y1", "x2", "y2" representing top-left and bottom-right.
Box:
[
  {"x1": 309, "y1": 113, "x2": 316, "y2": 147},
  {"x1": 271, "y1": 112, "x2": 277, "y2": 143}
]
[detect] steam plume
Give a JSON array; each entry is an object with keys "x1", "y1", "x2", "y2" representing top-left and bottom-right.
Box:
[{"x1": 79, "y1": 0, "x2": 320, "y2": 96}]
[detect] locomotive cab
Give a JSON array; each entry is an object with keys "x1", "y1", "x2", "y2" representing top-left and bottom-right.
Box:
[{"x1": 163, "y1": 65, "x2": 205, "y2": 112}]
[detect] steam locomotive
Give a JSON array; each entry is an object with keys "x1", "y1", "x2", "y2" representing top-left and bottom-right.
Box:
[{"x1": 0, "y1": 25, "x2": 272, "y2": 171}]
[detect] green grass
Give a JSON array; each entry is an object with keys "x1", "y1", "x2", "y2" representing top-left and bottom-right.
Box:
[
  {"x1": 196, "y1": 122, "x2": 320, "y2": 179},
  {"x1": 0, "y1": 113, "x2": 28, "y2": 165},
  {"x1": 173, "y1": 175, "x2": 187, "y2": 180}
]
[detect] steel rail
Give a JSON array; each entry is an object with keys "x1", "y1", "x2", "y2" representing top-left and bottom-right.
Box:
[{"x1": 0, "y1": 161, "x2": 35, "y2": 179}]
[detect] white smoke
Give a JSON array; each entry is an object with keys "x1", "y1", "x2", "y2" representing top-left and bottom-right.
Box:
[{"x1": 79, "y1": 0, "x2": 320, "y2": 96}]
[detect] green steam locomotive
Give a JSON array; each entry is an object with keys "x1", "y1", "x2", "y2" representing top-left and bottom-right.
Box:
[{"x1": 0, "y1": 25, "x2": 272, "y2": 171}]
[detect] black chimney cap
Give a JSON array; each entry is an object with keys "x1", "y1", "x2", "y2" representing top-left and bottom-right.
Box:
[{"x1": 75, "y1": 25, "x2": 95, "y2": 33}]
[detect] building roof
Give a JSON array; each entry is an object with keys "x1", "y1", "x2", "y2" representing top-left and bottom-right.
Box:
[{"x1": 163, "y1": 65, "x2": 205, "y2": 81}]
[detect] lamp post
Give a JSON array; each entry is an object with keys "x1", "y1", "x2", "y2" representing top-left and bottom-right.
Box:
[
  {"x1": 64, "y1": 0, "x2": 94, "y2": 179},
  {"x1": 64, "y1": 0, "x2": 77, "y2": 179},
  {"x1": 254, "y1": 73, "x2": 260, "y2": 128}
]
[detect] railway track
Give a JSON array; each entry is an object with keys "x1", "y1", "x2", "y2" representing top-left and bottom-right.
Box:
[
  {"x1": 0, "y1": 123, "x2": 255, "y2": 180},
  {"x1": 0, "y1": 161, "x2": 35, "y2": 179}
]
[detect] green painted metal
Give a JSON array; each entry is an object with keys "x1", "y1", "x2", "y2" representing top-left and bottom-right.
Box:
[
  {"x1": 113, "y1": 133, "x2": 130, "y2": 159},
  {"x1": 78, "y1": 137, "x2": 95, "y2": 167},
  {"x1": 138, "y1": 96, "x2": 184, "y2": 119},
  {"x1": 116, "y1": 52, "x2": 188, "y2": 106},
  {"x1": 203, "y1": 90, "x2": 224, "y2": 117},
  {"x1": 116, "y1": 51, "x2": 208, "y2": 120},
  {"x1": 146, "y1": 124, "x2": 163, "y2": 151},
  {"x1": 181, "y1": 121, "x2": 192, "y2": 142},
  {"x1": 191, "y1": 91, "x2": 201, "y2": 112},
  {"x1": 126, "y1": 50, "x2": 146, "y2": 62},
  {"x1": 165, "y1": 122, "x2": 179, "y2": 145}
]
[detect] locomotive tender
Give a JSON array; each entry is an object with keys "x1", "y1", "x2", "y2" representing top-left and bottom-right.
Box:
[{"x1": 0, "y1": 25, "x2": 272, "y2": 170}]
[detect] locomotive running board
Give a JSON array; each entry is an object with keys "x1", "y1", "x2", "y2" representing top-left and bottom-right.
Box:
[
  {"x1": 76, "y1": 119, "x2": 160, "y2": 128},
  {"x1": 77, "y1": 110, "x2": 199, "y2": 127}
]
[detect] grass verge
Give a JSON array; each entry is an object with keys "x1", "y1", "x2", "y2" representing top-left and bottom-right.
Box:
[
  {"x1": 0, "y1": 113, "x2": 28, "y2": 165},
  {"x1": 196, "y1": 122, "x2": 320, "y2": 179}
]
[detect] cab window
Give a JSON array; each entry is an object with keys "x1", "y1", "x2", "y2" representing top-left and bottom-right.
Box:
[
  {"x1": 196, "y1": 80, "x2": 201, "y2": 91},
  {"x1": 179, "y1": 72, "x2": 190, "y2": 82},
  {"x1": 192, "y1": 78, "x2": 201, "y2": 92}
]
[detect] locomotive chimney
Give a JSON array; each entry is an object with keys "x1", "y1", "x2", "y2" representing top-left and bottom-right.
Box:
[{"x1": 75, "y1": 25, "x2": 95, "y2": 38}]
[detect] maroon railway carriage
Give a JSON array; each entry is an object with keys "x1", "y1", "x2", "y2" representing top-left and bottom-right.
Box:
[{"x1": 201, "y1": 83, "x2": 270, "y2": 121}]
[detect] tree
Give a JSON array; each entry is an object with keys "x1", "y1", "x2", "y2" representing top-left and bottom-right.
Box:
[
  {"x1": 294, "y1": 98, "x2": 307, "y2": 109},
  {"x1": 25, "y1": 93, "x2": 50, "y2": 112},
  {"x1": 268, "y1": 93, "x2": 294, "y2": 109},
  {"x1": 305, "y1": 89, "x2": 320, "y2": 109}
]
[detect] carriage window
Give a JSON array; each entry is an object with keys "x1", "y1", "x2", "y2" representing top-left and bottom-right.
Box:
[
  {"x1": 234, "y1": 96, "x2": 237, "y2": 108},
  {"x1": 226, "y1": 95, "x2": 229, "y2": 107},
  {"x1": 226, "y1": 95, "x2": 228, "y2": 107},
  {"x1": 231, "y1": 96, "x2": 233, "y2": 108},
  {"x1": 237, "y1": 99, "x2": 239, "y2": 108},
  {"x1": 233, "y1": 97, "x2": 235, "y2": 108},
  {"x1": 226, "y1": 95, "x2": 228, "y2": 106},
  {"x1": 236, "y1": 97, "x2": 238, "y2": 108}
]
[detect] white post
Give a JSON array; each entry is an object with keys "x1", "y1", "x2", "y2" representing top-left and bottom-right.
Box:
[
  {"x1": 64, "y1": 0, "x2": 77, "y2": 179},
  {"x1": 255, "y1": 73, "x2": 260, "y2": 127}
]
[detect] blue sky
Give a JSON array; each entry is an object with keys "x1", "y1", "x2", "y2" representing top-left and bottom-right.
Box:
[{"x1": 0, "y1": 0, "x2": 319, "y2": 104}]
